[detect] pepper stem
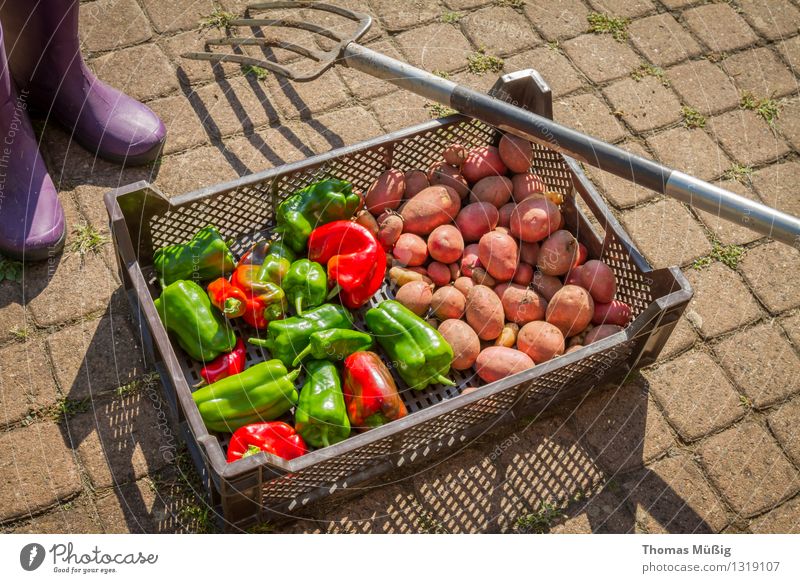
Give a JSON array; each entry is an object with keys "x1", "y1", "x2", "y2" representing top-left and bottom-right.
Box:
[
  {"x1": 291, "y1": 344, "x2": 312, "y2": 367},
  {"x1": 286, "y1": 368, "x2": 301, "y2": 382},
  {"x1": 326, "y1": 283, "x2": 342, "y2": 300},
  {"x1": 241, "y1": 445, "x2": 263, "y2": 459},
  {"x1": 320, "y1": 428, "x2": 330, "y2": 449},
  {"x1": 248, "y1": 337, "x2": 273, "y2": 349},
  {"x1": 435, "y1": 374, "x2": 456, "y2": 386},
  {"x1": 294, "y1": 296, "x2": 305, "y2": 316},
  {"x1": 223, "y1": 297, "x2": 242, "y2": 316}
]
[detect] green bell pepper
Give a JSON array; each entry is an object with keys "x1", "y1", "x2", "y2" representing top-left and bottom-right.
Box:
[
  {"x1": 248, "y1": 303, "x2": 353, "y2": 367},
  {"x1": 153, "y1": 225, "x2": 235, "y2": 287},
  {"x1": 292, "y1": 328, "x2": 373, "y2": 366},
  {"x1": 294, "y1": 360, "x2": 351, "y2": 448},
  {"x1": 275, "y1": 179, "x2": 361, "y2": 253},
  {"x1": 284, "y1": 259, "x2": 328, "y2": 316},
  {"x1": 192, "y1": 360, "x2": 300, "y2": 433},
  {"x1": 365, "y1": 300, "x2": 455, "y2": 390},
  {"x1": 154, "y1": 280, "x2": 236, "y2": 362}
]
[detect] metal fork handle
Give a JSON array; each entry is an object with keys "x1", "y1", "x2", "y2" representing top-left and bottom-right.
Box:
[{"x1": 343, "y1": 44, "x2": 800, "y2": 249}]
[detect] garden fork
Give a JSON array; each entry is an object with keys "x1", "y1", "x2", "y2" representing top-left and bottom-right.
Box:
[{"x1": 184, "y1": 1, "x2": 800, "y2": 248}]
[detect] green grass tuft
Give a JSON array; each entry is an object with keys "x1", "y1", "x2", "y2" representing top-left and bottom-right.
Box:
[
  {"x1": 69, "y1": 224, "x2": 108, "y2": 258},
  {"x1": 467, "y1": 48, "x2": 504, "y2": 75},
  {"x1": 681, "y1": 106, "x2": 706, "y2": 129},
  {"x1": 425, "y1": 102, "x2": 457, "y2": 118},
  {"x1": 198, "y1": 4, "x2": 236, "y2": 32},
  {"x1": 740, "y1": 92, "x2": 781, "y2": 125},
  {"x1": 692, "y1": 239, "x2": 746, "y2": 270},
  {"x1": 722, "y1": 163, "x2": 754, "y2": 184},
  {"x1": 241, "y1": 64, "x2": 269, "y2": 81},
  {"x1": 494, "y1": 0, "x2": 526, "y2": 8},
  {"x1": 587, "y1": 12, "x2": 630, "y2": 42},
  {"x1": 631, "y1": 63, "x2": 670, "y2": 86},
  {"x1": 441, "y1": 11, "x2": 463, "y2": 24},
  {"x1": 514, "y1": 502, "x2": 565, "y2": 533},
  {"x1": 432, "y1": 69, "x2": 451, "y2": 79},
  {"x1": 9, "y1": 326, "x2": 30, "y2": 341}
]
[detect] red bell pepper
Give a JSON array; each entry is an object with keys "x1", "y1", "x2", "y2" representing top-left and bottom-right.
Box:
[
  {"x1": 199, "y1": 338, "x2": 247, "y2": 384},
  {"x1": 226, "y1": 421, "x2": 307, "y2": 462},
  {"x1": 307, "y1": 221, "x2": 386, "y2": 309},
  {"x1": 207, "y1": 278, "x2": 247, "y2": 318},
  {"x1": 342, "y1": 351, "x2": 408, "y2": 429}
]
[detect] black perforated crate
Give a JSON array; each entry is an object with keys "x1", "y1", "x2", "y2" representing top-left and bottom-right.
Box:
[{"x1": 105, "y1": 70, "x2": 691, "y2": 530}]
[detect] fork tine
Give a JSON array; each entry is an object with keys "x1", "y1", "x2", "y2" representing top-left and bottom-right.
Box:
[
  {"x1": 230, "y1": 18, "x2": 343, "y2": 42},
  {"x1": 207, "y1": 37, "x2": 325, "y2": 61},
  {"x1": 183, "y1": 52, "x2": 296, "y2": 78}
]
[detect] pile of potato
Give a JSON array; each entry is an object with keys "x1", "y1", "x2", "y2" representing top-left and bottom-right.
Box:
[{"x1": 354, "y1": 133, "x2": 633, "y2": 385}]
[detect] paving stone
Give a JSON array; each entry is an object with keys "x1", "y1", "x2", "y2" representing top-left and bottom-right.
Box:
[
  {"x1": 451, "y1": 69, "x2": 500, "y2": 95},
  {"x1": 0, "y1": 340, "x2": 59, "y2": 426},
  {"x1": 9, "y1": 497, "x2": 100, "y2": 534},
  {"x1": 587, "y1": 0, "x2": 655, "y2": 19},
  {"x1": 780, "y1": 311, "x2": 800, "y2": 348},
  {"x1": 68, "y1": 390, "x2": 176, "y2": 491},
  {"x1": 683, "y1": 4, "x2": 759, "y2": 54},
  {"x1": 563, "y1": 34, "x2": 641, "y2": 84},
  {"x1": 368, "y1": 0, "x2": 442, "y2": 31},
  {"x1": 292, "y1": 0, "x2": 384, "y2": 49},
  {"x1": 0, "y1": 282, "x2": 26, "y2": 345},
  {"x1": 775, "y1": 98, "x2": 800, "y2": 152},
  {"x1": 738, "y1": 0, "x2": 800, "y2": 42},
  {"x1": 647, "y1": 126, "x2": 731, "y2": 182},
  {"x1": 659, "y1": 0, "x2": 695, "y2": 7},
  {"x1": 79, "y1": 0, "x2": 152, "y2": 52},
  {"x1": 154, "y1": 145, "x2": 239, "y2": 196},
  {"x1": 94, "y1": 476, "x2": 183, "y2": 534},
  {"x1": 265, "y1": 71, "x2": 351, "y2": 120},
  {"x1": 684, "y1": 263, "x2": 762, "y2": 339},
  {"x1": 369, "y1": 90, "x2": 430, "y2": 132},
  {"x1": 622, "y1": 453, "x2": 729, "y2": 533},
  {"x1": 297, "y1": 106, "x2": 384, "y2": 154},
  {"x1": 554, "y1": 92, "x2": 627, "y2": 143},
  {"x1": 522, "y1": 0, "x2": 590, "y2": 41},
  {"x1": 777, "y1": 36, "x2": 800, "y2": 74},
  {"x1": 628, "y1": 13, "x2": 702, "y2": 67},
  {"x1": 751, "y1": 160, "x2": 800, "y2": 220},
  {"x1": 715, "y1": 322, "x2": 800, "y2": 409},
  {"x1": 768, "y1": 398, "x2": 800, "y2": 467},
  {"x1": 158, "y1": 30, "x2": 240, "y2": 85},
  {"x1": 462, "y1": 6, "x2": 540, "y2": 56},
  {"x1": 749, "y1": 495, "x2": 800, "y2": 533},
  {"x1": 0, "y1": 423, "x2": 82, "y2": 521},
  {"x1": 722, "y1": 47, "x2": 798, "y2": 99},
  {"x1": 604, "y1": 76, "x2": 683, "y2": 133},
  {"x1": 658, "y1": 313, "x2": 697, "y2": 361},
  {"x1": 620, "y1": 198, "x2": 712, "y2": 268},
  {"x1": 146, "y1": 95, "x2": 210, "y2": 155},
  {"x1": 139, "y1": 0, "x2": 218, "y2": 33},
  {"x1": 338, "y1": 40, "x2": 404, "y2": 100},
  {"x1": 695, "y1": 179, "x2": 765, "y2": 247},
  {"x1": 708, "y1": 109, "x2": 790, "y2": 168},
  {"x1": 503, "y1": 47, "x2": 585, "y2": 98},
  {"x1": 739, "y1": 241, "x2": 800, "y2": 314},
  {"x1": 395, "y1": 22, "x2": 473, "y2": 73},
  {"x1": 572, "y1": 377, "x2": 674, "y2": 475},
  {"x1": 494, "y1": 416, "x2": 605, "y2": 532},
  {"x1": 583, "y1": 140, "x2": 657, "y2": 209},
  {"x1": 90, "y1": 44, "x2": 178, "y2": 103},
  {"x1": 646, "y1": 351, "x2": 744, "y2": 441},
  {"x1": 222, "y1": 124, "x2": 315, "y2": 174},
  {"x1": 549, "y1": 488, "x2": 635, "y2": 533},
  {"x1": 47, "y1": 315, "x2": 149, "y2": 401},
  {"x1": 698, "y1": 421, "x2": 800, "y2": 518},
  {"x1": 667, "y1": 60, "x2": 741, "y2": 117},
  {"x1": 442, "y1": 0, "x2": 486, "y2": 9}
]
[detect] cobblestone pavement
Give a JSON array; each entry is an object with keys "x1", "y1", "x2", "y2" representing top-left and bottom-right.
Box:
[{"x1": 1, "y1": 0, "x2": 799, "y2": 534}]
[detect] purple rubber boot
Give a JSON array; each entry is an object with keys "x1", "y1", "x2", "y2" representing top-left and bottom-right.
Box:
[
  {"x1": 0, "y1": 22, "x2": 65, "y2": 261},
  {"x1": 1, "y1": 0, "x2": 167, "y2": 165}
]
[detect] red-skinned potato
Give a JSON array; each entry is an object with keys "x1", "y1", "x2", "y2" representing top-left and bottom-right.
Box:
[
  {"x1": 395, "y1": 280, "x2": 433, "y2": 316},
  {"x1": 443, "y1": 143, "x2": 468, "y2": 168},
  {"x1": 461, "y1": 146, "x2": 507, "y2": 183},
  {"x1": 448, "y1": 263, "x2": 460, "y2": 281},
  {"x1": 585, "y1": 324, "x2": 623, "y2": 345},
  {"x1": 354, "y1": 209, "x2": 379, "y2": 237},
  {"x1": 519, "y1": 241, "x2": 540, "y2": 265},
  {"x1": 460, "y1": 244, "x2": 481, "y2": 277},
  {"x1": 400, "y1": 185, "x2": 461, "y2": 235},
  {"x1": 471, "y1": 266, "x2": 496, "y2": 287},
  {"x1": 580, "y1": 260, "x2": 617, "y2": 304},
  {"x1": 393, "y1": 233, "x2": 428, "y2": 266},
  {"x1": 565, "y1": 344, "x2": 583, "y2": 354},
  {"x1": 496, "y1": 283, "x2": 547, "y2": 325},
  {"x1": 531, "y1": 271, "x2": 562, "y2": 301},
  {"x1": 592, "y1": 300, "x2": 632, "y2": 326},
  {"x1": 455, "y1": 202, "x2": 499, "y2": 242},
  {"x1": 431, "y1": 286, "x2": 467, "y2": 320},
  {"x1": 512, "y1": 173, "x2": 546, "y2": 201},
  {"x1": 470, "y1": 176, "x2": 513, "y2": 208},
  {"x1": 474, "y1": 346, "x2": 534, "y2": 383},
  {"x1": 574, "y1": 242, "x2": 588, "y2": 267},
  {"x1": 377, "y1": 210, "x2": 404, "y2": 250},
  {"x1": 366, "y1": 168, "x2": 405, "y2": 214},
  {"x1": 513, "y1": 262, "x2": 534, "y2": 286},
  {"x1": 517, "y1": 321, "x2": 565, "y2": 364},
  {"x1": 545, "y1": 285, "x2": 594, "y2": 337},
  {"x1": 428, "y1": 162, "x2": 469, "y2": 198},
  {"x1": 498, "y1": 202, "x2": 515, "y2": 228},
  {"x1": 438, "y1": 319, "x2": 480, "y2": 370},
  {"x1": 454, "y1": 276, "x2": 474, "y2": 297},
  {"x1": 466, "y1": 285, "x2": 505, "y2": 340},
  {"x1": 499, "y1": 133, "x2": 534, "y2": 173},
  {"x1": 537, "y1": 230, "x2": 578, "y2": 276},
  {"x1": 404, "y1": 169, "x2": 429, "y2": 198},
  {"x1": 478, "y1": 231, "x2": 519, "y2": 282},
  {"x1": 427, "y1": 261, "x2": 452, "y2": 287},
  {"x1": 563, "y1": 265, "x2": 583, "y2": 286},
  {"x1": 428, "y1": 224, "x2": 464, "y2": 264},
  {"x1": 510, "y1": 197, "x2": 561, "y2": 242}
]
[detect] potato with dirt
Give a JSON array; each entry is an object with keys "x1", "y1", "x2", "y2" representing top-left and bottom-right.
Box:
[
  {"x1": 438, "y1": 319, "x2": 480, "y2": 371},
  {"x1": 579, "y1": 260, "x2": 617, "y2": 304},
  {"x1": 513, "y1": 263, "x2": 534, "y2": 286},
  {"x1": 404, "y1": 170, "x2": 429, "y2": 198},
  {"x1": 461, "y1": 145, "x2": 507, "y2": 183},
  {"x1": 443, "y1": 143, "x2": 468, "y2": 168},
  {"x1": 531, "y1": 271, "x2": 562, "y2": 301},
  {"x1": 585, "y1": 324, "x2": 623, "y2": 345},
  {"x1": 400, "y1": 185, "x2": 461, "y2": 235},
  {"x1": 428, "y1": 162, "x2": 469, "y2": 198},
  {"x1": 460, "y1": 243, "x2": 481, "y2": 277},
  {"x1": 466, "y1": 284, "x2": 505, "y2": 340},
  {"x1": 498, "y1": 202, "x2": 515, "y2": 228},
  {"x1": 428, "y1": 224, "x2": 464, "y2": 264},
  {"x1": 517, "y1": 321, "x2": 565, "y2": 364},
  {"x1": 469, "y1": 176, "x2": 513, "y2": 208},
  {"x1": 431, "y1": 286, "x2": 467, "y2": 320},
  {"x1": 545, "y1": 285, "x2": 594, "y2": 337},
  {"x1": 474, "y1": 346, "x2": 534, "y2": 383},
  {"x1": 592, "y1": 300, "x2": 632, "y2": 326},
  {"x1": 455, "y1": 202, "x2": 499, "y2": 242},
  {"x1": 376, "y1": 210, "x2": 404, "y2": 250},
  {"x1": 510, "y1": 197, "x2": 561, "y2": 242},
  {"x1": 519, "y1": 241, "x2": 539, "y2": 265},
  {"x1": 454, "y1": 276, "x2": 474, "y2": 297},
  {"x1": 537, "y1": 230, "x2": 578, "y2": 276},
  {"x1": 354, "y1": 209, "x2": 379, "y2": 237},
  {"x1": 499, "y1": 133, "x2": 534, "y2": 173},
  {"x1": 394, "y1": 280, "x2": 434, "y2": 316},
  {"x1": 393, "y1": 233, "x2": 428, "y2": 266},
  {"x1": 496, "y1": 282, "x2": 547, "y2": 325},
  {"x1": 427, "y1": 261, "x2": 452, "y2": 287},
  {"x1": 512, "y1": 173, "x2": 546, "y2": 201},
  {"x1": 478, "y1": 230, "x2": 518, "y2": 282},
  {"x1": 365, "y1": 168, "x2": 405, "y2": 214}
]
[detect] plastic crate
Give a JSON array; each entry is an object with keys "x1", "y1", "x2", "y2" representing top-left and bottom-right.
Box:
[{"x1": 105, "y1": 70, "x2": 692, "y2": 531}]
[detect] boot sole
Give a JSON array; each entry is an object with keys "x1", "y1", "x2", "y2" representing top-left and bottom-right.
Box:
[{"x1": 1, "y1": 227, "x2": 66, "y2": 263}]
